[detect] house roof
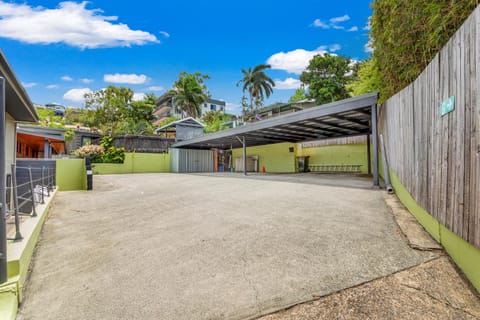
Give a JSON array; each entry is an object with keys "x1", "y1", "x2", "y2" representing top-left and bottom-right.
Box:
[
  {"x1": 172, "y1": 92, "x2": 378, "y2": 149},
  {"x1": 0, "y1": 50, "x2": 39, "y2": 122},
  {"x1": 155, "y1": 117, "x2": 205, "y2": 133},
  {"x1": 17, "y1": 125, "x2": 66, "y2": 141},
  {"x1": 205, "y1": 98, "x2": 226, "y2": 106}
]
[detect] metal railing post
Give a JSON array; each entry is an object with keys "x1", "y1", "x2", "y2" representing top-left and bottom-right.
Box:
[
  {"x1": 46, "y1": 167, "x2": 51, "y2": 196},
  {"x1": 28, "y1": 167, "x2": 37, "y2": 217},
  {"x1": 10, "y1": 164, "x2": 22, "y2": 240},
  {"x1": 41, "y1": 167, "x2": 45, "y2": 204}
]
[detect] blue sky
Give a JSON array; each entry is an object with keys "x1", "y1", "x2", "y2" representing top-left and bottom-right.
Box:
[{"x1": 0, "y1": 0, "x2": 373, "y2": 115}]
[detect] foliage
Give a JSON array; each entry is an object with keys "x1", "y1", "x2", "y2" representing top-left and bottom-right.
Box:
[
  {"x1": 154, "y1": 116, "x2": 180, "y2": 128},
  {"x1": 347, "y1": 59, "x2": 380, "y2": 96},
  {"x1": 74, "y1": 136, "x2": 125, "y2": 163},
  {"x1": 289, "y1": 87, "x2": 308, "y2": 102},
  {"x1": 237, "y1": 64, "x2": 275, "y2": 111},
  {"x1": 36, "y1": 107, "x2": 64, "y2": 128},
  {"x1": 202, "y1": 110, "x2": 232, "y2": 133},
  {"x1": 74, "y1": 144, "x2": 104, "y2": 162},
  {"x1": 84, "y1": 86, "x2": 134, "y2": 136},
  {"x1": 371, "y1": 0, "x2": 479, "y2": 102},
  {"x1": 166, "y1": 72, "x2": 210, "y2": 118},
  {"x1": 300, "y1": 53, "x2": 353, "y2": 105},
  {"x1": 120, "y1": 93, "x2": 157, "y2": 135},
  {"x1": 98, "y1": 136, "x2": 125, "y2": 163}
]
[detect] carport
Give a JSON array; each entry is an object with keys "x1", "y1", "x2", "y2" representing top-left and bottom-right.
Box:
[{"x1": 173, "y1": 92, "x2": 380, "y2": 186}]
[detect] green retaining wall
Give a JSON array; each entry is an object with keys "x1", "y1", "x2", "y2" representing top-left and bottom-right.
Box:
[
  {"x1": 0, "y1": 190, "x2": 56, "y2": 320},
  {"x1": 56, "y1": 159, "x2": 86, "y2": 191},
  {"x1": 298, "y1": 143, "x2": 371, "y2": 174},
  {"x1": 389, "y1": 168, "x2": 480, "y2": 292},
  {"x1": 93, "y1": 152, "x2": 170, "y2": 174},
  {"x1": 232, "y1": 142, "x2": 297, "y2": 173}
]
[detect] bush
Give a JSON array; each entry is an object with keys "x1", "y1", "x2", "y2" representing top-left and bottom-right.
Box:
[
  {"x1": 371, "y1": 0, "x2": 478, "y2": 102},
  {"x1": 73, "y1": 136, "x2": 125, "y2": 164},
  {"x1": 74, "y1": 144, "x2": 104, "y2": 162}
]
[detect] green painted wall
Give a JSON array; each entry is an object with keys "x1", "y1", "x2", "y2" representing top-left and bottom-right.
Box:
[
  {"x1": 56, "y1": 159, "x2": 86, "y2": 191},
  {"x1": 389, "y1": 168, "x2": 480, "y2": 292},
  {"x1": 93, "y1": 152, "x2": 170, "y2": 174},
  {"x1": 232, "y1": 142, "x2": 297, "y2": 173},
  {"x1": 299, "y1": 143, "x2": 371, "y2": 174}
]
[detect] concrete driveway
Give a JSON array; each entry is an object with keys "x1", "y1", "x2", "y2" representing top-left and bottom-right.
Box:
[{"x1": 18, "y1": 173, "x2": 430, "y2": 320}]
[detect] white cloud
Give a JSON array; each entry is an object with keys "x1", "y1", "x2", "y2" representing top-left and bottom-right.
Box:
[
  {"x1": 363, "y1": 17, "x2": 372, "y2": 31},
  {"x1": 81, "y1": 78, "x2": 94, "y2": 84},
  {"x1": 46, "y1": 84, "x2": 59, "y2": 89},
  {"x1": 104, "y1": 73, "x2": 148, "y2": 84},
  {"x1": 61, "y1": 75, "x2": 73, "y2": 81},
  {"x1": 0, "y1": 1, "x2": 159, "y2": 48},
  {"x1": 348, "y1": 26, "x2": 358, "y2": 32},
  {"x1": 22, "y1": 82, "x2": 37, "y2": 88},
  {"x1": 316, "y1": 44, "x2": 342, "y2": 52},
  {"x1": 146, "y1": 86, "x2": 164, "y2": 92},
  {"x1": 274, "y1": 78, "x2": 302, "y2": 90},
  {"x1": 330, "y1": 15, "x2": 350, "y2": 23},
  {"x1": 159, "y1": 31, "x2": 170, "y2": 38},
  {"x1": 133, "y1": 92, "x2": 145, "y2": 101},
  {"x1": 311, "y1": 14, "x2": 353, "y2": 31},
  {"x1": 63, "y1": 88, "x2": 92, "y2": 102},
  {"x1": 312, "y1": 18, "x2": 329, "y2": 29},
  {"x1": 365, "y1": 39, "x2": 374, "y2": 53},
  {"x1": 267, "y1": 47, "x2": 340, "y2": 74}
]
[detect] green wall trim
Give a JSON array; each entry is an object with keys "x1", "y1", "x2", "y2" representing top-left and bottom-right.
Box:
[
  {"x1": 93, "y1": 152, "x2": 170, "y2": 174},
  {"x1": 56, "y1": 159, "x2": 86, "y2": 191},
  {"x1": 0, "y1": 189, "x2": 56, "y2": 319},
  {"x1": 299, "y1": 143, "x2": 371, "y2": 174},
  {"x1": 389, "y1": 168, "x2": 480, "y2": 292},
  {"x1": 232, "y1": 142, "x2": 297, "y2": 173},
  {"x1": 0, "y1": 290, "x2": 17, "y2": 320}
]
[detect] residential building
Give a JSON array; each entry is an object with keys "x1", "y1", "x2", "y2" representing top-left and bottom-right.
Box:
[
  {"x1": 16, "y1": 125, "x2": 66, "y2": 158},
  {"x1": 153, "y1": 94, "x2": 226, "y2": 126},
  {"x1": 0, "y1": 50, "x2": 39, "y2": 176}
]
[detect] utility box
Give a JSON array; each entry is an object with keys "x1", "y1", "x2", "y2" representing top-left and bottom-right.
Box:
[{"x1": 296, "y1": 156, "x2": 310, "y2": 173}]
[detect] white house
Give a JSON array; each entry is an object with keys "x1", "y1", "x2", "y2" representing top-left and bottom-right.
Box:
[{"x1": 153, "y1": 95, "x2": 226, "y2": 125}]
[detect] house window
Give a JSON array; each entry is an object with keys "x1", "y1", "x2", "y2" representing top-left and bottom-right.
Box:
[
  {"x1": 211, "y1": 104, "x2": 217, "y2": 111},
  {"x1": 81, "y1": 137, "x2": 92, "y2": 146}
]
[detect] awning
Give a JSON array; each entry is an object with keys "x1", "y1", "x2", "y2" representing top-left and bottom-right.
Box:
[{"x1": 173, "y1": 92, "x2": 378, "y2": 149}]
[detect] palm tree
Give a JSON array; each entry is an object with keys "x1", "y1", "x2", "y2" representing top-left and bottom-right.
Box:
[
  {"x1": 167, "y1": 72, "x2": 209, "y2": 118},
  {"x1": 237, "y1": 64, "x2": 275, "y2": 111}
]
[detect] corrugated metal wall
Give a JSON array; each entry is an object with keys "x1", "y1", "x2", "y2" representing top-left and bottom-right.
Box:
[{"x1": 170, "y1": 148, "x2": 213, "y2": 173}]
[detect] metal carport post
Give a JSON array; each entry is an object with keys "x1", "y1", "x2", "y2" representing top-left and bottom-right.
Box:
[
  {"x1": 235, "y1": 136, "x2": 247, "y2": 176},
  {"x1": 371, "y1": 103, "x2": 379, "y2": 187}
]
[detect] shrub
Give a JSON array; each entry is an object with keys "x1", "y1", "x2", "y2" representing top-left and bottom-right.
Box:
[{"x1": 74, "y1": 144, "x2": 104, "y2": 162}]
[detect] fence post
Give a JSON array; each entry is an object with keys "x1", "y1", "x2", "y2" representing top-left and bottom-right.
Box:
[
  {"x1": 10, "y1": 164, "x2": 22, "y2": 240},
  {"x1": 28, "y1": 167, "x2": 37, "y2": 217},
  {"x1": 41, "y1": 166, "x2": 45, "y2": 204},
  {"x1": 46, "y1": 167, "x2": 51, "y2": 196}
]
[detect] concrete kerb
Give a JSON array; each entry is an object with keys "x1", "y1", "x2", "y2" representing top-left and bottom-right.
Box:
[{"x1": 0, "y1": 188, "x2": 57, "y2": 320}]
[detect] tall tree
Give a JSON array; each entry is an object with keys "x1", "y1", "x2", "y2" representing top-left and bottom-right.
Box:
[
  {"x1": 347, "y1": 59, "x2": 380, "y2": 97},
  {"x1": 289, "y1": 86, "x2": 308, "y2": 102},
  {"x1": 300, "y1": 53, "x2": 352, "y2": 105},
  {"x1": 237, "y1": 64, "x2": 275, "y2": 111},
  {"x1": 166, "y1": 72, "x2": 210, "y2": 118},
  {"x1": 84, "y1": 86, "x2": 133, "y2": 136},
  {"x1": 121, "y1": 93, "x2": 157, "y2": 135}
]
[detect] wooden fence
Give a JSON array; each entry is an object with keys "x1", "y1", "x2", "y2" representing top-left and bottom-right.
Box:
[{"x1": 379, "y1": 7, "x2": 480, "y2": 249}]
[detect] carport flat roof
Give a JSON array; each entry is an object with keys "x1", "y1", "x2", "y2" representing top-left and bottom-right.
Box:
[{"x1": 173, "y1": 92, "x2": 378, "y2": 149}]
